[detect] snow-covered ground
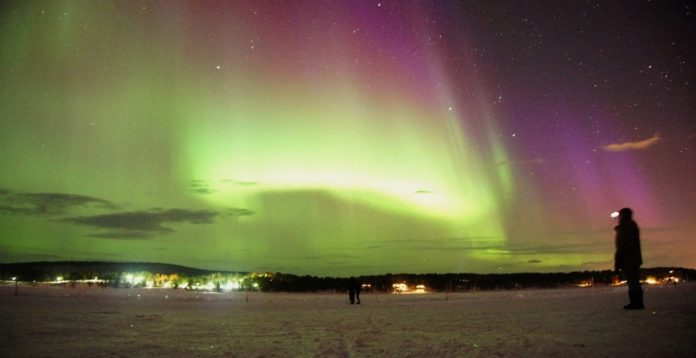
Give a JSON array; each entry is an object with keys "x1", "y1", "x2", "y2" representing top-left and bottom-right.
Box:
[{"x1": 1, "y1": 283, "x2": 694, "y2": 357}]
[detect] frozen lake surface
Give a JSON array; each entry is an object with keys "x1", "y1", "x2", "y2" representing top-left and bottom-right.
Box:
[{"x1": 1, "y1": 283, "x2": 695, "y2": 357}]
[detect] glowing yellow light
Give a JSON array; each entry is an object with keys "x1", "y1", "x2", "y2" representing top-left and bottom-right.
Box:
[
  {"x1": 56, "y1": 276, "x2": 64, "y2": 282},
  {"x1": 392, "y1": 282, "x2": 428, "y2": 294},
  {"x1": 223, "y1": 281, "x2": 240, "y2": 291},
  {"x1": 392, "y1": 283, "x2": 408, "y2": 293},
  {"x1": 644, "y1": 276, "x2": 658, "y2": 285},
  {"x1": 576, "y1": 280, "x2": 593, "y2": 287}
]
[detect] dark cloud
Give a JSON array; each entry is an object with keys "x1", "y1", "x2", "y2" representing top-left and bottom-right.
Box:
[
  {"x1": 580, "y1": 260, "x2": 611, "y2": 266},
  {"x1": 364, "y1": 237, "x2": 605, "y2": 258},
  {"x1": 0, "y1": 192, "x2": 115, "y2": 216},
  {"x1": 221, "y1": 179, "x2": 258, "y2": 186},
  {"x1": 366, "y1": 237, "x2": 500, "y2": 246},
  {"x1": 192, "y1": 187, "x2": 216, "y2": 194},
  {"x1": 0, "y1": 250, "x2": 62, "y2": 262},
  {"x1": 221, "y1": 208, "x2": 254, "y2": 218},
  {"x1": 237, "y1": 181, "x2": 257, "y2": 186},
  {"x1": 283, "y1": 254, "x2": 360, "y2": 261},
  {"x1": 188, "y1": 180, "x2": 216, "y2": 194},
  {"x1": 89, "y1": 231, "x2": 156, "y2": 239},
  {"x1": 63, "y1": 208, "x2": 219, "y2": 237},
  {"x1": 365, "y1": 237, "x2": 506, "y2": 252},
  {"x1": 507, "y1": 242, "x2": 605, "y2": 255}
]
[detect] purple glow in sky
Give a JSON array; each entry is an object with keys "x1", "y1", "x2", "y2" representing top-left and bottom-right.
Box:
[{"x1": 0, "y1": 1, "x2": 694, "y2": 275}]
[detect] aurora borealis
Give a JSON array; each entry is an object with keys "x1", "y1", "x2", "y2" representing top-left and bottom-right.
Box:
[{"x1": 1, "y1": 1, "x2": 694, "y2": 275}]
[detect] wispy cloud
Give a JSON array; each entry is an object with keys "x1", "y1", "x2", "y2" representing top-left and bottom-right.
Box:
[
  {"x1": 0, "y1": 191, "x2": 115, "y2": 216},
  {"x1": 603, "y1": 133, "x2": 661, "y2": 152}
]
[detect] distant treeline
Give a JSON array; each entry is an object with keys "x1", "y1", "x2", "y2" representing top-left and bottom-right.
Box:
[
  {"x1": 1, "y1": 261, "x2": 693, "y2": 292},
  {"x1": 0, "y1": 261, "x2": 230, "y2": 281}
]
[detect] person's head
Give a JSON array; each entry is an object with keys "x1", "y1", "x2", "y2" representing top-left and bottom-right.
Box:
[{"x1": 618, "y1": 207, "x2": 633, "y2": 223}]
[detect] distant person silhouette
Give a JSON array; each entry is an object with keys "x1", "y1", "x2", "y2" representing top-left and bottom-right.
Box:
[
  {"x1": 348, "y1": 277, "x2": 356, "y2": 304},
  {"x1": 614, "y1": 207, "x2": 644, "y2": 310},
  {"x1": 354, "y1": 279, "x2": 362, "y2": 304}
]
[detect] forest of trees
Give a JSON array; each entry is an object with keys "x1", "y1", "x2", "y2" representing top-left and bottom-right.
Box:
[{"x1": 1, "y1": 261, "x2": 693, "y2": 292}]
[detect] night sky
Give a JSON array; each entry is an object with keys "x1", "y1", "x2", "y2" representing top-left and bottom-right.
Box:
[{"x1": 1, "y1": 1, "x2": 694, "y2": 276}]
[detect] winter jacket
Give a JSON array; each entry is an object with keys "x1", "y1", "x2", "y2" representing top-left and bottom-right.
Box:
[{"x1": 614, "y1": 220, "x2": 642, "y2": 270}]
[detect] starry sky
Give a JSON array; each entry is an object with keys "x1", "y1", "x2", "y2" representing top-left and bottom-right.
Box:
[{"x1": 1, "y1": 1, "x2": 694, "y2": 276}]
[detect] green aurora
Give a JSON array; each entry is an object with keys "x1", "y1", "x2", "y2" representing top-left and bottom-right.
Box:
[{"x1": 1, "y1": 1, "x2": 694, "y2": 275}]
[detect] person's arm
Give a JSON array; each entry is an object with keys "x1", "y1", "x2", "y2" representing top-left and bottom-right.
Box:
[{"x1": 614, "y1": 227, "x2": 624, "y2": 272}]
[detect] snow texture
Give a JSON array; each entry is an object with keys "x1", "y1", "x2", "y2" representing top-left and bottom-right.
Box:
[{"x1": 1, "y1": 283, "x2": 695, "y2": 357}]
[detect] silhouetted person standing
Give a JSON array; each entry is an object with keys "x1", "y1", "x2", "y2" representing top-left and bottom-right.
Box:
[
  {"x1": 354, "y1": 279, "x2": 361, "y2": 304},
  {"x1": 348, "y1": 277, "x2": 356, "y2": 304},
  {"x1": 614, "y1": 208, "x2": 644, "y2": 310}
]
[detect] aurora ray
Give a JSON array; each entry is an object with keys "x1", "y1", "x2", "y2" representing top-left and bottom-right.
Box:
[{"x1": 1, "y1": 1, "x2": 694, "y2": 275}]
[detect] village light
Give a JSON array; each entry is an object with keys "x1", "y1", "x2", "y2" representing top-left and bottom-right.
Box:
[
  {"x1": 223, "y1": 281, "x2": 240, "y2": 291},
  {"x1": 392, "y1": 283, "x2": 408, "y2": 293},
  {"x1": 644, "y1": 277, "x2": 658, "y2": 285},
  {"x1": 12, "y1": 276, "x2": 18, "y2": 296}
]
